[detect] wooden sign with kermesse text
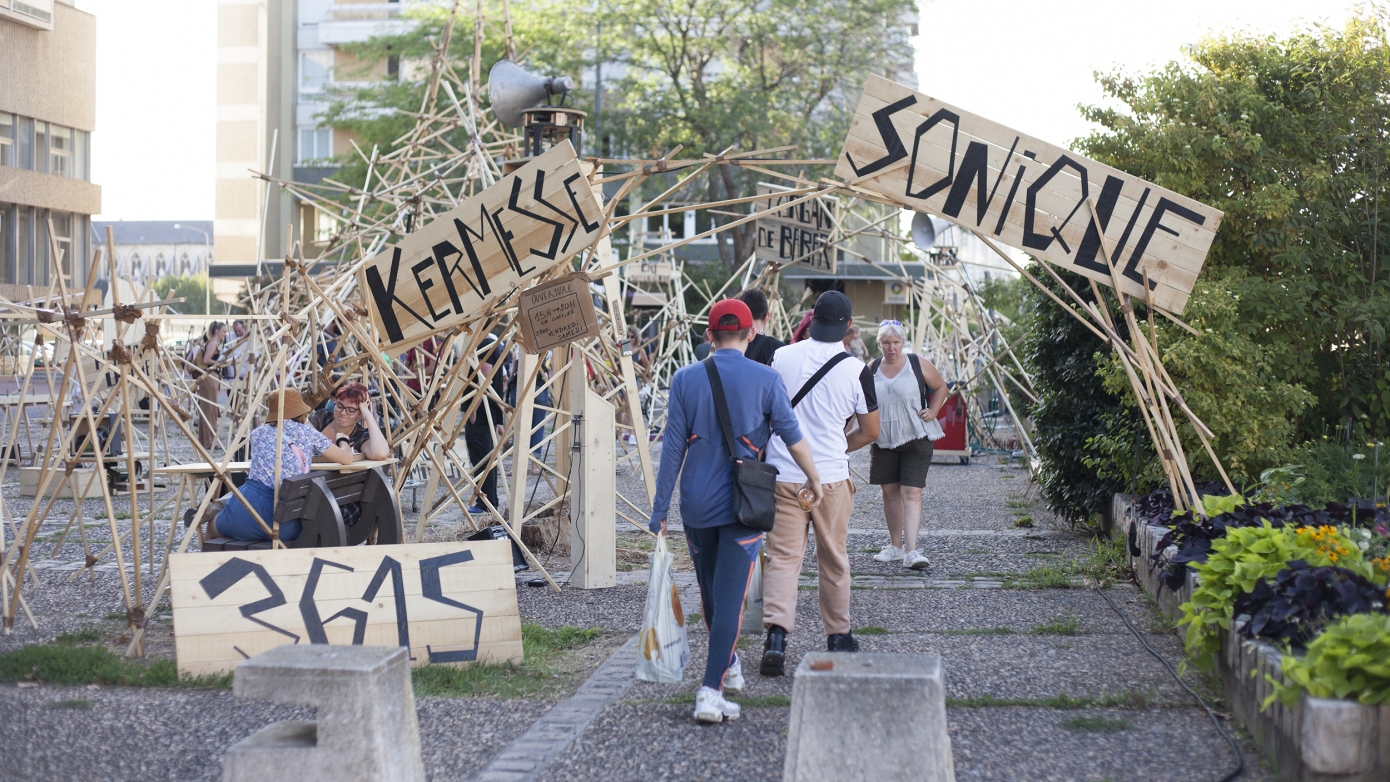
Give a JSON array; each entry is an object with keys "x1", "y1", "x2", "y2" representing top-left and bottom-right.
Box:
[
  {"x1": 170, "y1": 541, "x2": 523, "y2": 675},
  {"x1": 359, "y1": 141, "x2": 603, "y2": 355},
  {"x1": 836, "y1": 76, "x2": 1223, "y2": 313},
  {"x1": 515, "y1": 272, "x2": 601, "y2": 353}
]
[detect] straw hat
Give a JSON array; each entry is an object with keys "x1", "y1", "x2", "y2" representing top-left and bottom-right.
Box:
[{"x1": 264, "y1": 388, "x2": 312, "y2": 422}]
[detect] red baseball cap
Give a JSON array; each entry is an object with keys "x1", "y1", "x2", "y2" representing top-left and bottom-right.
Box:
[{"x1": 708, "y1": 298, "x2": 753, "y2": 331}]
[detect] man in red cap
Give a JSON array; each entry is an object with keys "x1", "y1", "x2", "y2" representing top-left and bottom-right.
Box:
[{"x1": 650, "y1": 298, "x2": 824, "y2": 723}]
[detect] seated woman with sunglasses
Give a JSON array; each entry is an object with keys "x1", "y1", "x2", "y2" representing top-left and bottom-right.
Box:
[{"x1": 311, "y1": 382, "x2": 391, "y2": 460}]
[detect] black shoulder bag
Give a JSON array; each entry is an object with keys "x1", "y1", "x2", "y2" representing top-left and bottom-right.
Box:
[
  {"x1": 792, "y1": 352, "x2": 853, "y2": 407},
  {"x1": 704, "y1": 358, "x2": 780, "y2": 532}
]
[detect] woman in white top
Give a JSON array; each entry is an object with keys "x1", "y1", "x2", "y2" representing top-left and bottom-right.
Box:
[{"x1": 868, "y1": 321, "x2": 948, "y2": 569}]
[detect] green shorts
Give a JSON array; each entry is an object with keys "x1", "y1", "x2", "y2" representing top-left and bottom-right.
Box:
[{"x1": 869, "y1": 437, "x2": 935, "y2": 488}]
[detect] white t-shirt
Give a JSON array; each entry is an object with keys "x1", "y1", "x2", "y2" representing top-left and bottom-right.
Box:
[{"x1": 765, "y1": 339, "x2": 878, "y2": 484}]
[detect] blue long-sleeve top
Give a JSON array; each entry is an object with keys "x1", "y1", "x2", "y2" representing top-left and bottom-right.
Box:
[{"x1": 650, "y1": 348, "x2": 803, "y2": 531}]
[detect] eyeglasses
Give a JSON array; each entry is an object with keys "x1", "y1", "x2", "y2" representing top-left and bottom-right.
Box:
[
  {"x1": 879, "y1": 320, "x2": 903, "y2": 327},
  {"x1": 335, "y1": 405, "x2": 360, "y2": 415}
]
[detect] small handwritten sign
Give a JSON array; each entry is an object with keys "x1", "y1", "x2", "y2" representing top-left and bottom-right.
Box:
[
  {"x1": 515, "y1": 273, "x2": 601, "y2": 353},
  {"x1": 169, "y1": 541, "x2": 523, "y2": 675},
  {"x1": 753, "y1": 182, "x2": 839, "y2": 274}
]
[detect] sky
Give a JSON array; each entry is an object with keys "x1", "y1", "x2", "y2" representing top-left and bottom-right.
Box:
[{"x1": 82, "y1": 0, "x2": 1360, "y2": 222}]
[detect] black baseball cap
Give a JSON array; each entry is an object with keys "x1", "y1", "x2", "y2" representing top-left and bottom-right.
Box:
[{"x1": 809, "y1": 290, "x2": 852, "y2": 342}]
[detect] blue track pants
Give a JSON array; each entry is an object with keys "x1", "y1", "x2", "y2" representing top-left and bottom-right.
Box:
[{"x1": 684, "y1": 523, "x2": 762, "y2": 690}]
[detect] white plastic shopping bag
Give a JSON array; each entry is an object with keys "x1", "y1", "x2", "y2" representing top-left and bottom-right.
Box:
[
  {"x1": 635, "y1": 533, "x2": 690, "y2": 683},
  {"x1": 741, "y1": 541, "x2": 765, "y2": 633}
]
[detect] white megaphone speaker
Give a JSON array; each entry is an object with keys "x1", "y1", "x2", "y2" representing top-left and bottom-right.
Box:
[
  {"x1": 489, "y1": 60, "x2": 575, "y2": 128},
  {"x1": 910, "y1": 212, "x2": 953, "y2": 250}
]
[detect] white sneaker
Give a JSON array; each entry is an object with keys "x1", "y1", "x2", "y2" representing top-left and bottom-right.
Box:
[
  {"x1": 873, "y1": 544, "x2": 905, "y2": 563},
  {"x1": 904, "y1": 549, "x2": 931, "y2": 570},
  {"x1": 694, "y1": 686, "x2": 741, "y2": 723},
  {"x1": 723, "y1": 654, "x2": 744, "y2": 696}
]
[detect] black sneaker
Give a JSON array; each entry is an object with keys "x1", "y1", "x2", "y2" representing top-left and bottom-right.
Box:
[
  {"x1": 827, "y1": 632, "x2": 860, "y2": 652},
  {"x1": 760, "y1": 625, "x2": 787, "y2": 676}
]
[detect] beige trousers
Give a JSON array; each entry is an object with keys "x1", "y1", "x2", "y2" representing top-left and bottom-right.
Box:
[
  {"x1": 196, "y1": 374, "x2": 219, "y2": 450},
  {"x1": 762, "y1": 478, "x2": 856, "y2": 635}
]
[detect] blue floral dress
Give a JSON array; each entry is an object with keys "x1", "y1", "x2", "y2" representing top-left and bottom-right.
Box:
[{"x1": 214, "y1": 421, "x2": 332, "y2": 541}]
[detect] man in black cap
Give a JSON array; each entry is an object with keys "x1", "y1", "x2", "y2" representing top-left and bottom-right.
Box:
[{"x1": 759, "y1": 290, "x2": 880, "y2": 675}]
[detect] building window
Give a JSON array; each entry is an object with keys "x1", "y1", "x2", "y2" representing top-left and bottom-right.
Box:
[
  {"x1": 16, "y1": 116, "x2": 32, "y2": 171},
  {"x1": 0, "y1": 113, "x2": 12, "y2": 168},
  {"x1": 300, "y1": 50, "x2": 333, "y2": 94},
  {"x1": 387, "y1": 55, "x2": 400, "y2": 80},
  {"x1": 50, "y1": 212, "x2": 73, "y2": 285},
  {"x1": 33, "y1": 122, "x2": 47, "y2": 174},
  {"x1": 314, "y1": 209, "x2": 341, "y2": 243},
  {"x1": 298, "y1": 127, "x2": 332, "y2": 164},
  {"x1": 49, "y1": 125, "x2": 71, "y2": 178},
  {"x1": 74, "y1": 130, "x2": 89, "y2": 181}
]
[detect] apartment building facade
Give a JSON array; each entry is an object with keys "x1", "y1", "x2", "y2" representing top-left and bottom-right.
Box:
[
  {"x1": 0, "y1": 0, "x2": 101, "y2": 297},
  {"x1": 214, "y1": 0, "x2": 406, "y2": 282}
]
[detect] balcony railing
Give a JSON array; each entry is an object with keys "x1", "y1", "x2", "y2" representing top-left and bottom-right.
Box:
[{"x1": 324, "y1": 3, "x2": 402, "y2": 22}]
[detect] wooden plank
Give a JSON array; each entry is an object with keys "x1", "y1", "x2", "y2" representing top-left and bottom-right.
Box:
[
  {"x1": 169, "y1": 541, "x2": 522, "y2": 674},
  {"x1": 835, "y1": 75, "x2": 1224, "y2": 313},
  {"x1": 752, "y1": 182, "x2": 840, "y2": 273},
  {"x1": 358, "y1": 141, "x2": 604, "y2": 356}
]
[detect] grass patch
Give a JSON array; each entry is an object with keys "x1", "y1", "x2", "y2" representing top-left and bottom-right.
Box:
[
  {"x1": 941, "y1": 627, "x2": 1014, "y2": 636},
  {"x1": 1061, "y1": 715, "x2": 1131, "y2": 732},
  {"x1": 411, "y1": 623, "x2": 602, "y2": 699},
  {"x1": 947, "y1": 691, "x2": 1155, "y2": 709},
  {"x1": 658, "y1": 692, "x2": 791, "y2": 708},
  {"x1": 963, "y1": 548, "x2": 991, "y2": 555},
  {"x1": 1011, "y1": 516, "x2": 1034, "y2": 528},
  {"x1": 961, "y1": 571, "x2": 1013, "y2": 580},
  {"x1": 1006, "y1": 500, "x2": 1032, "y2": 509},
  {"x1": 855, "y1": 626, "x2": 890, "y2": 636},
  {"x1": 798, "y1": 584, "x2": 818, "y2": 590},
  {"x1": 1003, "y1": 538, "x2": 1131, "y2": 590},
  {"x1": 686, "y1": 613, "x2": 702, "y2": 625},
  {"x1": 0, "y1": 642, "x2": 231, "y2": 689},
  {"x1": 736, "y1": 635, "x2": 756, "y2": 650},
  {"x1": 1030, "y1": 612, "x2": 1081, "y2": 636},
  {"x1": 55, "y1": 628, "x2": 101, "y2": 645},
  {"x1": 48, "y1": 698, "x2": 92, "y2": 709},
  {"x1": 861, "y1": 547, "x2": 883, "y2": 554},
  {"x1": 1023, "y1": 551, "x2": 1062, "y2": 559},
  {"x1": 113, "y1": 512, "x2": 131, "y2": 520}
]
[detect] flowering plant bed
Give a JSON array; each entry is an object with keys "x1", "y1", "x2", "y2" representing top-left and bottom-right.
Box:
[{"x1": 1120, "y1": 496, "x2": 1390, "y2": 780}]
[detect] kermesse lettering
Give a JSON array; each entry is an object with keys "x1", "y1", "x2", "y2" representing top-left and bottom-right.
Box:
[
  {"x1": 359, "y1": 141, "x2": 603, "y2": 355},
  {"x1": 836, "y1": 76, "x2": 1224, "y2": 314}
]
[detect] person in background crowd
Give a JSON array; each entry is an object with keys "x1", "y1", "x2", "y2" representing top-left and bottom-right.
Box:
[
  {"x1": 194, "y1": 321, "x2": 227, "y2": 450},
  {"x1": 228, "y1": 320, "x2": 251, "y2": 379},
  {"x1": 694, "y1": 331, "x2": 712, "y2": 361},
  {"x1": 868, "y1": 321, "x2": 947, "y2": 570},
  {"x1": 761, "y1": 291, "x2": 880, "y2": 675},
  {"x1": 465, "y1": 332, "x2": 507, "y2": 515},
  {"x1": 737, "y1": 288, "x2": 786, "y2": 366},
  {"x1": 650, "y1": 298, "x2": 823, "y2": 724},
  {"x1": 311, "y1": 381, "x2": 390, "y2": 460},
  {"x1": 843, "y1": 325, "x2": 869, "y2": 362},
  {"x1": 790, "y1": 311, "x2": 814, "y2": 343},
  {"x1": 207, "y1": 388, "x2": 354, "y2": 542},
  {"x1": 316, "y1": 319, "x2": 342, "y2": 368}
]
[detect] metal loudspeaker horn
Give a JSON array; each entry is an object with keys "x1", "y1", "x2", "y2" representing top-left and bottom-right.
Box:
[
  {"x1": 910, "y1": 212, "x2": 952, "y2": 251},
  {"x1": 488, "y1": 60, "x2": 575, "y2": 128}
]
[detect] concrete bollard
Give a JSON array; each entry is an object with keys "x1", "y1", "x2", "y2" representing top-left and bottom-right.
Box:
[
  {"x1": 784, "y1": 652, "x2": 954, "y2": 782},
  {"x1": 222, "y1": 645, "x2": 425, "y2": 782}
]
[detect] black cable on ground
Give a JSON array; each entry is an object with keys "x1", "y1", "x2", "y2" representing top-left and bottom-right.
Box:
[{"x1": 1094, "y1": 584, "x2": 1244, "y2": 782}]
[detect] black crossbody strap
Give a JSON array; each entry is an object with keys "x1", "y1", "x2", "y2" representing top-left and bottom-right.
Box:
[
  {"x1": 791, "y1": 352, "x2": 852, "y2": 407},
  {"x1": 908, "y1": 354, "x2": 928, "y2": 408},
  {"x1": 703, "y1": 358, "x2": 741, "y2": 465}
]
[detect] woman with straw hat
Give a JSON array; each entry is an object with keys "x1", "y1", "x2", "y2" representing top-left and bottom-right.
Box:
[{"x1": 207, "y1": 388, "x2": 355, "y2": 542}]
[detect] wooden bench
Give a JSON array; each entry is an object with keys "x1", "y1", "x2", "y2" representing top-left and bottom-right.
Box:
[{"x1": 203, "y1": 466, "x2": 404, "y2": 552}]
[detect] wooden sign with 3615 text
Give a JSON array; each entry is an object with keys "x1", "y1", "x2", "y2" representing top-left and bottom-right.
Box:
[
  {"x1": 359, "y1": 140, "x2": 603, "y2": 356},
  {"x1": 837, "y1": 76, "x2": 1223, "y2": 313},
  {"x1": 169, "y1": 541, "x2": 523, "y2": 675}
]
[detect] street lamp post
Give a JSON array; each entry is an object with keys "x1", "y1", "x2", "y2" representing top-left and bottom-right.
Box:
[{"x1": 173, "y1": 223, "x2": 212, "y2": 314}]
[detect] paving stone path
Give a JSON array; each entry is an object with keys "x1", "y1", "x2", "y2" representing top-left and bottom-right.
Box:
[{"x1": 0, "y1": 446, "x2": 1275, "y2": 781}]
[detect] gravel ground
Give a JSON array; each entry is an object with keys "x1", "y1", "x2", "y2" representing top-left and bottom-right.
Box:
[{"x1": 1, "y1": 427, "x2": 1276, "y2": 781}]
